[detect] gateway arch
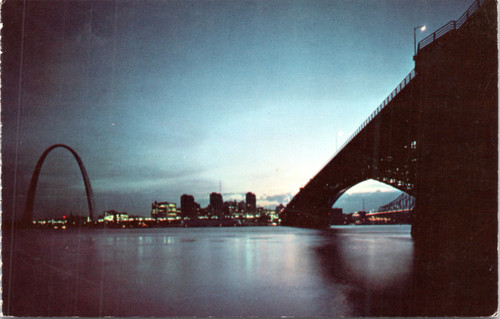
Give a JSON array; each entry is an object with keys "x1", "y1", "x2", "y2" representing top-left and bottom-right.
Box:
[{"x1": 23, "y1": 144, "x2": 96, "y2": 223}]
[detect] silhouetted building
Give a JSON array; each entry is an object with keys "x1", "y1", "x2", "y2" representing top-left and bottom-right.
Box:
[
  {"x1": 181, "y1": 194, "x2": 196, "y2": 219},
  {"x1": 246, "y1": 192, "x2": 256, "y2": 214},
  {"x1": 210, "y1": 192, "x2": 223, "y2": 219},
  {"x1": 151, "y1": 201, "x2": 178, "y2": 220}
]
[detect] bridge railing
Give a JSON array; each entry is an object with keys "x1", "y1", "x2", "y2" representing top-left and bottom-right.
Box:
[
  {"x1": 418, "y1": 0, "x2": 484, "y2": 51},
  {"x1": 335, "y1": 69, "x2": 416, "y2": 157},
  {"x1": 334, "y1": 0, "x2": 486, "y2": 159}
]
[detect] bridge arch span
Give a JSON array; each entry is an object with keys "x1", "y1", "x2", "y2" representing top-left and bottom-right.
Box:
[
  {"x1": 283, "y1": 178, "x2": 407, "y2": 227},
  {"x1": 23, "y1": 144, "x2": 96, "y2": 223},
  {"x1": 328, "y1": 179, "x2": 404, "y2": 206}
]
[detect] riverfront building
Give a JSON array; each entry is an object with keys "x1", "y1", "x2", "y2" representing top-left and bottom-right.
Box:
[
  {"x1": 103, "y1": 210, "x2": 129, "y2": 222},
  {"x1": 151, "y1": 201, "x2": 178, "y2": 220},
  {"x1": 246, "y1": 192, "x2": 256, "y2": 213},
  {"x1": 210, "y1": 192, "x2": 223, "y2": 219},
  {"x1": 181, "y1": 194, "x2": 196, "y2": 219}
]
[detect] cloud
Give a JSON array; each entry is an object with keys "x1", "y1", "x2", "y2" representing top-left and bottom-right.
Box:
[
  {"x1": 259, "y1": 193, "x2": 292, "y2": 203},
  {"x1": 345, "y1": 179, "x2": 398, "y2": 194},
  {"x1": 221, "y1": 193, "x2": 245, "y2": 201},
  {"x1": 258, "y1": 193, "x2": 293, "y2": 208},
  {"x1": 92, "y1": 165, "x2": 206, "y2": 191}
]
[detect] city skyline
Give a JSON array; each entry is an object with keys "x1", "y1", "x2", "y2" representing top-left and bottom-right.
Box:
[
  {"x1": 3, "y1": 0, "x2": 496, "y2": 316},
  {"x1": 3, "y1": 0, "x2": 473, "y2": 219}
]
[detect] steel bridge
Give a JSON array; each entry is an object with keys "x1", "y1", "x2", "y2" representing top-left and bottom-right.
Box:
[
  {"x1": 281, "y1": 0, "x2": 497, "y2": 315},
  {"x1": 377, "y1": 192, "x2": 415, "y2": 212},
  {"x1": 362, "y1": 192, "x2": 415, "y2": 223},
  {"x1": 281, "y1": 0, "x2": 495, "y2": 229}
]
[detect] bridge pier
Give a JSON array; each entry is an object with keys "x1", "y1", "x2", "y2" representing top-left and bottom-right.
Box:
[{"x1": 410, "y1": 0, "x2": 497, "y2": 315}]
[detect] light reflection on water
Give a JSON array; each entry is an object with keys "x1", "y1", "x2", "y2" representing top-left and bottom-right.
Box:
[{"x1": 4, "y1": 225, "x2": 413, "y2": 316}]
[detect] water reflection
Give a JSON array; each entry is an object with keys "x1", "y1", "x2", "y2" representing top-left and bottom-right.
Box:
[
  {"x1": 313, "y1": 225, "x2": 414, "y2": 316},
  {"x1": 4, "y1": 226, "x2": 414, "y2": 317}
]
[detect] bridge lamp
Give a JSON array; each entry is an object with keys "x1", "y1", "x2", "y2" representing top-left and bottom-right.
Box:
[{"x1": 414, "y1": 25, "x2": 426, "y2": 56}]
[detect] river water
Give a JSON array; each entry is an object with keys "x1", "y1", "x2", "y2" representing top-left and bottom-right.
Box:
[{"x1": 3, "y1": 225, "x2": 414, "y2": 317}]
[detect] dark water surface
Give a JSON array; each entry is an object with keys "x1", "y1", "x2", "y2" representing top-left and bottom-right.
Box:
[{"x1": 3, "y1": 225, "x2": 414, "y2": 317}]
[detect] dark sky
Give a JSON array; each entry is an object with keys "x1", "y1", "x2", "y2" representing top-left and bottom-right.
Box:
[{"x1": 2, "y1": 0, "x2": 473, "y2": 219}]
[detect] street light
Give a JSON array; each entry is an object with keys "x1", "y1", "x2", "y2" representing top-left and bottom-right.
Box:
[{"x1": 414, "y1": 25, "x2": 426, "y2": 56}]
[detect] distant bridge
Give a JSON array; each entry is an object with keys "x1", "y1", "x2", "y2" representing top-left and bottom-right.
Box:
[
  {"x1": 281, "y1": 0, "x2": 497, "y2": 315},
  {"x1": 365, "y1": 209, "x2": 412, "y2": 224},
  {"x1": 377, "y1": 192, "x2": 414, "y2": 212},
  {"x1": 364, "y1": 192, "x2": 414, "y2": 223}
]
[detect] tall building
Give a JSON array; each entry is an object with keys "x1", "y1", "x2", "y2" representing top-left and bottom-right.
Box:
[
  {"x1": 181, "y1": 194, "x2": 196, "y2": 219},
  {"x1": 151, "y1": 201, "x2": 178, "y2": 220},
  {"x1": 210, "y1": 192, "x2": 223, "y2": 219},
  {"x1": 246, "y1": 192, "x2": 256, "y2": 214}
]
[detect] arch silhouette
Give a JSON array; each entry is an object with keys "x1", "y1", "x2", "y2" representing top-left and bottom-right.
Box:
[{"x1": 23, "y1": 144, "x2": 96, "y2": 223}]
